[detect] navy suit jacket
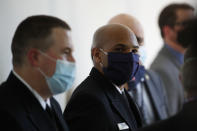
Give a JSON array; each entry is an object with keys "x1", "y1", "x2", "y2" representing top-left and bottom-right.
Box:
[
  {"x1": 64, "y1": 67, "x2": 143, "y2": 131},
  {"x1": 145, "y1": 70, "x2": 168, "y2": 120},
  {"x1": 137, "y1": 100, "x2": 197, "y2": 131},
  {"x1": 0, "y1": 72, "x2": 69, "y2": 131},
  {"x1": 128, "y1": 70, "x2": 168, "y2": 125}
]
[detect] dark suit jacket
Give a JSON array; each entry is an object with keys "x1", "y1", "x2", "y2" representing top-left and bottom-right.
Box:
[
  {"x1": 137, "y1": 100, "x2": 197, "y2": 131},
  {"x1": 0, "y1": 72, "x2": 69, "y2": 131},
  {"x1": 150, "y1": 45, "x2": 184, "y2": 116},
  {"x1": 64, "y1": 67, "x2": 142, "y2": 131}
]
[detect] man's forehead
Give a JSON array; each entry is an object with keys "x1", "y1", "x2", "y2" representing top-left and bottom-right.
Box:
[
  {"x1": 94, "y1": 24, "x2": 139, "y2": 49},
  {"x1": 50, "y1": 28, "x2": 73, "y2": 49},
  {"x1": 176, "y1": 9, "x2": 194, "y2": 21},
  {"x1": 103, "y1": 38, "x2": 139, "y2": 50}
]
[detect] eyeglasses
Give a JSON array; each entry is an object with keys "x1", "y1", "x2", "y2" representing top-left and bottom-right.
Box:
[{"x1": 174, "y1": 21, "x2": 187, "y2": 27}]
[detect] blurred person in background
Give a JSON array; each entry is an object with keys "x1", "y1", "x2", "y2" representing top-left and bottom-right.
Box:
[
  {"x1": 108, "y1": 13, "x2": 168, "y2": 126},
  {"x1": 138, "y1": 17, "x2": 197, "y2": 131},
  {"x1": 150, "y1": 3, "x2": 194, "y2": 116}
]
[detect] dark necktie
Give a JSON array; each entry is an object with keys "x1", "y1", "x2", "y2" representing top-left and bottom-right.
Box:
[
  {"x1": 46, "y1": 104, "x2": 61, "y2": 131},
  {"x1": 122, "y1": 91, "x2": 131, "y2": 108},
  {"x1": 122, "y1": 90, "x2": 138, "y2": 129}
]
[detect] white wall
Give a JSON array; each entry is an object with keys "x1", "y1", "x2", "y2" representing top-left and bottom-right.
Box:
[{"x1": 0, "y1": 0, "x2": 196, "y2": 111}]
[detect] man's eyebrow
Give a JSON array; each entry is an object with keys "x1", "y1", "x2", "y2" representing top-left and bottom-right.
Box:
[
  {"x1": 114, "y1": 43, "x2": 129, "y2": 48},
  {"x1": 113, "y1": 43, "x2": 139, "y2": 49},
  {"x1": 62, "y1": 47, "x2": 72, "y2": 52},
  {"x1": 133, "y1": 45, "x2": 139, "y2": 49}
]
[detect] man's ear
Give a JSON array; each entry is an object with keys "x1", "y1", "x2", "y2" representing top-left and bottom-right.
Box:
[
  {"x1": 163, "y1": 25, "x2": 173, "y2": 37},
  {"x1": 92, "y1": 48, "x2": 101, "y2": 64},
  {"x1": 27, "y1": 48, "x2": 41, "y2": 67}
]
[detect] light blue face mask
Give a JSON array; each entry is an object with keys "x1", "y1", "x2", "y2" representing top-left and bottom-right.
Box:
[
  {"x1": 38, "y1": 51, "x2": 76, "y2": 95},
  {"x1": 138, "y1": 46, "x2": 147, "y2": 65}
]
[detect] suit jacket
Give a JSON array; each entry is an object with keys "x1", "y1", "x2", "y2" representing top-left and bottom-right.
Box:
[
  {"x1": 144, "y1": 70, "x2": 168, "y2": 121},
  {"x1": 137, "y1": 100, "x2": 197, "y2": 131},
  {"x1": 150, "y1": 45, "x2": 184, "y2": 116},
  {"x1": 128, "y1": 70, "x2": 168, "y2": 125},
  {"x1": 0, "y1": 72, "x2": 69, "y2": 131},
  {"x1": 64, "y1": 67, "x2": 143, "y2": 131}
]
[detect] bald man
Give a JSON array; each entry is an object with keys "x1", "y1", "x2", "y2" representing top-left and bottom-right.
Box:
[
  {"x1": 64, "y1": 24, "x2": 143, "y2": 131},
  {"x1": 108, "y1": 14, "x2": 168, "y2": 125}
]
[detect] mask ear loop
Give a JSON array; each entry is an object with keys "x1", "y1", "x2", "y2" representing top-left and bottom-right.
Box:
[
  {"x1": 36, "y1": 67, "x2": 48, "y2": 78},
  {"x1": 99, "y1": 48, "x2": 108, "y2": 55},
  {"x1": 36, "y1": 50, "x2": 56, "y2": 78},
  {"x1": 39, "y1": 50, "x2": 56, "y2": 62},
  {"x1": 99, "y1": 48, "x2": 108, "y2": 68}
]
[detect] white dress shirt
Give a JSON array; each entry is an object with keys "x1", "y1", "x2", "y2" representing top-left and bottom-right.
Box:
[{"x1": 113, "y1": 84, "x2": 125, "y2": 94}]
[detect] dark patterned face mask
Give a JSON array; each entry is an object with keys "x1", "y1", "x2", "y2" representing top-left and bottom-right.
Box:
[{"x1": 100, "y1": 49, "x2": 139, "y2": 86}]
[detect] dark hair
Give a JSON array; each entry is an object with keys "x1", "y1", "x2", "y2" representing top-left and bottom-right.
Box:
[
  {"x1": 178, "y1": 17, "x2": 197, "y2": 48},
  {"x1": 158, "y1": 3, "x2": 194, "y2": 38},
  {"x1": 182, "y1": 44, "x2": 197, "y2": 94},
  {"x1": 11, "y1": 15, "x2": 71, "y2": 66}
]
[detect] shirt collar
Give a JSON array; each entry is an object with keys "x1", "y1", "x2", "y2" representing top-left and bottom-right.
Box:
[
  {"x1": 165, "y1": 44, "x2": 184, "y2": 64},
  {"x1": 12, "y1": 70, "x2": 50, "y2": 110},
  {"x1": 113, "y1": 83, "x2": 124, "y2": 94}
]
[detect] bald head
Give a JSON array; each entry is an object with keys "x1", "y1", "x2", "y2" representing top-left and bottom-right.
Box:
[
  {"x1": 92, "y1": 23, "x2": 138, "y2": 50},
  {"x1": 108, "y1": 13, "x2": 144, "y2": 46}
]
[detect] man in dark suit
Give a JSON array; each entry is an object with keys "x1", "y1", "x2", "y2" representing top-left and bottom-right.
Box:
[
  {"x1": 64, "y1": 24, "x2": 143, "y2": 131},
  {"x1": 150, "y1": 3, "x2": 194, "y2": 116},
  {"x1": 137, "y1": 17, "x2": 197, "y2": 131},
  {"x1": 0, "y1": 15, "x2": 76, "y2": 131},
  {"x1": 108, "y1": 13, "x2": 168, "y2": 126}
]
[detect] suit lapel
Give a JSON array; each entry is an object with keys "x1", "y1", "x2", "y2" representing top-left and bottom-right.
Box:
[
  {"x1": 105, "y1": 87, "x2": 135, "y2": 129},
  {"x1": 144, "y1": 75, "x2": 162, "y2": 119},
  {"x1": 8, "y1": 72, "x2": 57, "y2": 131},
  {"x1": 145, "y1": 71, "x2": 168, "y2": 120},
  {"x1": 125, "y1": 90, "x2": 143, "y2": 127},
  {"x1": 90, "y1": 68, "x2": 142, "y2": 129},
  {"x1": 25, "y1": 104, "x2": 57, "y2": 131}
]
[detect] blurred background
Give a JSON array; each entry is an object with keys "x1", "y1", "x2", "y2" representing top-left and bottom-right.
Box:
[{"x1": 0, "y1": 0, "x2": 196, "y2": 110}]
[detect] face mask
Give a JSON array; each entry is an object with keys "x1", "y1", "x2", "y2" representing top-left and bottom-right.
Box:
[
  {"x1": 100, "y1": 49, "x2": 139, "y2": 86},
  {"x1": 38, "y1": 51, "x2": 76, "y2": 95},
  {"x1": 138, "y1": 46, "x2": 147, "y2": 65},
  {"x1": 128, "y1": 65, "x2": 145, "y2": 91}
]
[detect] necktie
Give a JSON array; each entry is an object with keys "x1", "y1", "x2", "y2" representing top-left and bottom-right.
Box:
[
  {"x1": 121, "y1": 90, "x2": 138, "y2": 129},
  {"x1": 122, "y1": 91, "x2": 130, "y2": 108},
  {"x1": 46, "y1": 104, "x2": 53, "y2": 118},
  {"x1": 46, "y1": 104, "x2": 61, "y2": 131}
]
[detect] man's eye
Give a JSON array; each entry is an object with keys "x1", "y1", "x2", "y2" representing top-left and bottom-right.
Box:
[
  {"x1": 64, "y1": 51, "x2": 69, "y2": 54},
  {"x1": 132, "y1": 49, "x2": 138, "y2": 54},
  {"x1": 64, "y1": 49, "x2": 71, "y2": 55},
  {"x1": 115, "y1": 48, "x2": 124, "y2": 52}
]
